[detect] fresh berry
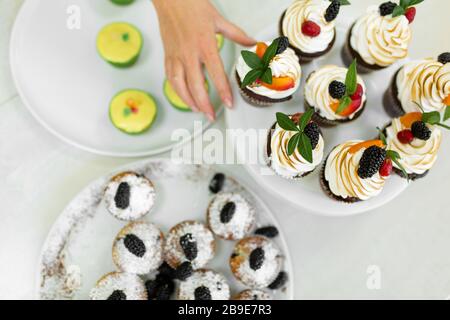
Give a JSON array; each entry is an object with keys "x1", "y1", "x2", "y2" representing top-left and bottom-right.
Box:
[
  {"x1": 379, "y1": 159, "x2": 393, "y2": 177},
  {"x1": 438, "y1": 52, "x2": 450, "y2": 65},
  {"x1": 114, "y1": 182, "x2": 130, "y2": 209},
  {"x1": 411, "y1": 121, "x2": 431, "y2": 141},
  {"x1": 194, "y1": 286, "x2": 212, "y2": 300},
  {"x1": 209, "y1": 173, "x2": 225, "y2": 193},
  {"x1": 276, "y1": 36, "x2": 289, "y2": 54},
  {"x1": 405, "y1": 7, "x2": 416, "y2": 23},
  {"x1": 304, "y1": 122, "x2": 320, "y2": 149},
  {"x1": 107, "y1": 290, "x2": 127, "y2": 300},
  {"x1": 350, "y1": 84, "x2": 364, "y2": 100},
  {"x1": 249, "y1": 248, "x2": 265, "y2": 271},
  {"x1": 158, "y1": 262, "x2": 175, "y2": 279},
  {"x1": 357, "y1": 146, "x2": 387, "y2": 179},
  {"x1": 174, "y1": 261, "x2": 193, "y2": 281},
  {"x1": 379, "y1": 1, "x2": 396, "y2": 16},
  {"x1": 325, "y1": 0, "x2": 341, "y2": 22},
  {"x1": 397, "y1": 129, "x2": 414, "y2": 144},
  {"x1": 255, "y1": 226, "x2": 279, "y2": 238},
  {"x1": 145, "y1": 280, "x2": 159, "y2": 299},
  {"x1": 301, "y1": 20, "x2": 321, "y2": 37},
  {"x1": 123, "y1": 234, "x2": 146, "y2": 257},
  {"x1": 329, "y1": 80, "x2": 347, "y2": 99},
  {"x1": 179, "y1": 233, "x2": 198, "y2": 261},
  {"x1": 268, "y1": 271, "x2": 288, "y2": 290},
  {"x1": 220, "y1": 202, "x2": 236, "y2": 223},
  {"x1": 154, "y1": 281, "x2": 174, "y2": 300}
]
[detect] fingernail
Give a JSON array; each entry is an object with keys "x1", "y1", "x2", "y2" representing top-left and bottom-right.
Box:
[
  {"x1": 206, "y1": 113, "x2": 215, "y2": 122},
  {"x1": 224, "y1": 97, "x2": 233, "y2": 109}
]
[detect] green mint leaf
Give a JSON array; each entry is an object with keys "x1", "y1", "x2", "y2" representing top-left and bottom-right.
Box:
[
  {"x1": 298, "y1": 133, "x2": 313, "y2": 163},
  {"x1": 241, "y1": 50, "x2": 262, "y2": 69},
  {"x1": 335, "y1": 96, "x2": 352, "y2": 115},
  {"x1": 400, "y1": 0, "x2": 411, "y2": 8},
  {"x1": 338, "y1": 0, "x2": 351, "y2": 5},
  {"x1": 241, "y1": 69, "x2": 262, "y2": 88},
  {"x1": 276, "y1": 112, "x2": 299, "y2": 132},
  {"x1": 390, "y1": 155, "x2": 409, "y2": 181},
  {"x1": 408, "y1": 0, "x2": 424, "y2": 6},
  {"x1": 422, "y1": 111, "x2": 441, "y2": 125},
  {"x1": 437, "y1": 123, "x2": 450, "y2": 130},
  {"x1": 386, "y1": 150, "x2": 401, "y2": 161},
  {"x1": 444, "y1": 106, "x2": 450, "y2": 122},
  {"x1": 377, "y1": 127, "x2": 387, "y2": 146},
  {"x1": 287, "y1": 132, "x2": 301, "y2": 156},
  {"x1": 299, "y1": 108, "x2": 314, "y2": 131},
  {"x1": 262, "y1": 38, "x2": 280, "y2": 67},
  {"x1": 261, "y1": 68, "x2": 272, "y2": 84},
  {"x1": 345, "y1": 59, "x2": 358, "y2": 95},
  {"x1": 392, "y1": 5, "x2": 405, "y2": 17}
]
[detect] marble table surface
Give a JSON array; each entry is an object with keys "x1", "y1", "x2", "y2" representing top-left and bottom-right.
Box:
[{"x1": 1, "y1": 0, "x2": 450, "y2": 300}]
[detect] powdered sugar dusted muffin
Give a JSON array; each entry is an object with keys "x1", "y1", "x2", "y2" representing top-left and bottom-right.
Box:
[
  {"x1": 89, "y1": 271, "x2": 147, "y2": 300},
  {"x1": 104, "y1": 172, "x2": 156, "y2": 221},
  {"x1": 164, "y1": 221, "x2": 215, "y2": 269},
  {"x1": 230, "y1": 236, "x2": 283, "y2": 289},
  {"x1": 177, "y1": 269, "x2": 230, "y2": 300},
  {"x1": 112, "y1": 221, "x2": 164, "y2": 275},
  {"x1": 207, "y1": 192, "x2": 256, "y2": 240},
  {"x1": 234, "y1": 289, "x2": 272, "y2": 300}
]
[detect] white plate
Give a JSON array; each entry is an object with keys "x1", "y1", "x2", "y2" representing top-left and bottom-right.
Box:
[
  {"x1": 10, "y1": 0, "x2": 234, "y2": 157},
  {"x1": 225, "y1": 23, "x2": 409, "y2": 216},
  {"x1": 37, "y1": 159, "x2": 294, "y2": 300}
]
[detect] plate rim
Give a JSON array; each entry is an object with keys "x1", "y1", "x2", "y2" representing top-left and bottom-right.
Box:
[
  {"x1": 35, "y1": 157, "x2": 295, "y2": 300},
  {"x1": 9, "y1": 0, "x2": 229, "y2": 158}
]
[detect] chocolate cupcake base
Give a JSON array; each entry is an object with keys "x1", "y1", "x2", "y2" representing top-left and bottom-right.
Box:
[
  {"x1": 305, "y1": 99, "x2": 366, "y2": 127},
  {"x1": 235, "y1": 72, "x2": 292, "y2": 107},
  {"x1": 393, "y1": 167, "x2": 429, "y2": 181},
  {"x1": 342, "y1": 24, "x2": 387, "y2": 74},
  {"x1": 279, "y1": 11, "x2": 336, "y2": 64},
  {"x1": 320, "y1": 154, "x2": 361, "y2": 203},
  {"x1": 383, "y1": 68, "x2": 406, "y2": 118}
]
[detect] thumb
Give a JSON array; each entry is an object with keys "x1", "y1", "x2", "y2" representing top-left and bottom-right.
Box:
[{"x1": 216, "y1": 17, "x2": 256, "y2": 47}]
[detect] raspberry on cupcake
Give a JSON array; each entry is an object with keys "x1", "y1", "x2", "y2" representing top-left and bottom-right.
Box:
[
  {"x1": 104, "y1": 172, "x2": 156, "y2": 221},
  {"x1": 385, "y1": 110, "x2": 448, "y2": 180},
  {"x1": 321, "y1": 135, "x2": 408, "y2": 202},
  {"x1": 384, "y1": 53, "x2": 450, "y2": 117},
  {"x1": 236, "y1": 37, "x2": 302, "y2": 107},
  {"x1": 207, "y1": 192, "x2": 256, "y2": 240},
  {"x1": 164, "y1": 221, "x2": 216, "y2": 270},
  {"x1": 230, "y1": 236, "x2": 283, "y2": 289},
  {"x1": 280, "y1": 0, "x2": 350, "y2": 63},
  {"x1": 90, "y1": 272, "x2": 147, "y2": 300},
  {"x1": 305, "y1": 61, "x2": 367, "y2": 126},
  {"x1": 112, "y1": 221, "x2": 164, "y2": 275},
  {"x1": 266, "y1": 110, "x2": 325, "y2": 179},
  {"x1": 344, "y1": 1, "x2": 424, "y2": 73}
]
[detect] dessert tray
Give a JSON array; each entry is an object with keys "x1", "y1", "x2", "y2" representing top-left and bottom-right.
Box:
[
  {"x1": 37, "y1": 158, "x2": 294, "y2": 300},
  {"x1": 10, "y1": 0, "x2": 235, "y2": 157},
  {"x1": 225, "y1": 23, "x2": 409, "y2": 216}
]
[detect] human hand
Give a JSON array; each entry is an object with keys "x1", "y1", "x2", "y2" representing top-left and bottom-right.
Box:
[{"x1": 153, "y1": 0, "x2": 255, "y2": 121}]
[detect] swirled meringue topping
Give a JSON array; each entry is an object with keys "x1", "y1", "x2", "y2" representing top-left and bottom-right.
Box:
[
  {"x1": 236, "y1": 43, "x2": 302, "y2": 99},
  {"x1": 325, "y1": 141, "x2": 388, "y2": 200},
  {"x1": 396, "y1": 59, "x2": 450, "y2": 114},
  {"x1": 269, "y1": 118, "x2": 324, "y2": 179},
  {"x1": 282, "y1": 0, "x2": 336, "y2": 54},
  {"x1": 305, "y1": 65, "x2": 367, "y2": 120},
  {"x1": 350, "y1": 5, "x2": 412, "y2": 67},
  {"x1": 386, "y1": 118, "x2": 442, "y2": 175}
]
